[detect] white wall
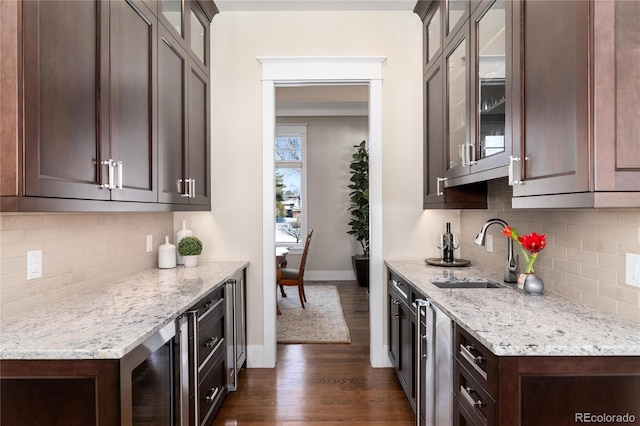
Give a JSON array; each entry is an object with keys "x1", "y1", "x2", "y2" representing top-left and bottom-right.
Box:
[{"x1": 176, "y1": 10, "x2": 459, "y2": 367}]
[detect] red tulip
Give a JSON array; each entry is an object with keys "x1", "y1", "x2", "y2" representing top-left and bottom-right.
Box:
[{"x1": 518, "y1": 232, "x2": 546, "y2": 254}]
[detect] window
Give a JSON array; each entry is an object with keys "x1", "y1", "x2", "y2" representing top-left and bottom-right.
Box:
[{"x1": 275, "y1": 124, "x2": 307, "y2": 246}]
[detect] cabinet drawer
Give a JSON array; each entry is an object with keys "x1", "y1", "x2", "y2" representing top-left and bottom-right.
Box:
[
  {"x1": 455, "y1": 361, "x2": 496, "y2": 425},
  {"x1": 197, "y1": 297, "x2": 225, "y2": 367},
  {"x1": 192, "y1": 288, "x2": 223, "y2": 317},
  {"x1": 455, "y1": 325, "x2": 497, "y2": 396},
  {"x1": 454, "y1": 395, "x2": 485, "y2": 426},
  {"x1": 198, "y1": 347, "x2": 226, "y2": 426},
  {"x1": 388, "y1": 273, "x2": 411, "y2": 306}
]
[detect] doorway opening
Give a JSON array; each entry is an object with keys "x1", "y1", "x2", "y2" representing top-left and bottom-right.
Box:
[
  {"x1": 273, "y1": 84, "x2": 369, "y2": 347},
  {"x1": 259, "y1": 56, "x2": 388, "y2": 369}
]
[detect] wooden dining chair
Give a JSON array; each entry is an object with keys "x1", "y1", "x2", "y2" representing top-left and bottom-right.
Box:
[{"x1": 277, "y1": 230, "x2": 314, "y2": 308}]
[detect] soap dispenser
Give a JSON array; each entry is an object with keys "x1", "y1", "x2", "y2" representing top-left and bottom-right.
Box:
[
  {"x1": 175, "y1": 220, "x2": 193, "y2": 265},
  {"x1": 158, "y1": 236, "x2": 177, "y2": 269}
]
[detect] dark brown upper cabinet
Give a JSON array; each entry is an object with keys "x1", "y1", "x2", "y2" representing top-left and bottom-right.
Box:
[
  {"x1": 0, "y1": 0, "x2": 216, "y2": 212},
  {"x1": 157, "y1": 2, "x2": 211, "y2": 206},
  {"x1": 20, "y1": 0, "x2": 157, "y2": 204},
  {"x1": 511, "y1": 0, "x2": 640, "y2": 208},
  {"x1": 417, "y1": 0, "x2": 488, "y2": 209}
]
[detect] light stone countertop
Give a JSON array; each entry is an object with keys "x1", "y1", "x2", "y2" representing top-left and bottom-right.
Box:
[
  {"x1": 386, "y1": 259, "x2": 640, "y2": 356},
  {"x1": 0, "y1": 261, "x2": 248, "y2": 360}
]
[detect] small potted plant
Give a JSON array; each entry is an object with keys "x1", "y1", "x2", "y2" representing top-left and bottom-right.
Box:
[{"x1": 177, "y1": 236, "x2": 203, "y2": 267}]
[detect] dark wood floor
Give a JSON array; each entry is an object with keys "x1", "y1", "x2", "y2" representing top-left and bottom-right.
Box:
[{"x1": 213, "y1": 281, "x2": 415, "y2": 425}]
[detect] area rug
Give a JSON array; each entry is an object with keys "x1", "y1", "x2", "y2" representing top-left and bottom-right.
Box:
[{"x1": 277, "y1": 284, "x2": 351, "y2": 344}]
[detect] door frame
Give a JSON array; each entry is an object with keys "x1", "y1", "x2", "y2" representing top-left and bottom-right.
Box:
[{"x1": 258, "y1": 56, "x2": 388, "y2": 368}]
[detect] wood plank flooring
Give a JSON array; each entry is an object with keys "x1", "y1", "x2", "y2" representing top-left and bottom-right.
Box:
[{"x1": 213, "y1": 281, "x2": 415, "y2": 425}]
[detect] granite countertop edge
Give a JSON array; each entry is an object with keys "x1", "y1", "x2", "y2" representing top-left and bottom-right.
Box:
[
  {"x1": 0, "y1": 260, "x2": 248, "y2": 360},
  {"x1": 385, "y1": 259, "x2": 640, "y2": 357}
]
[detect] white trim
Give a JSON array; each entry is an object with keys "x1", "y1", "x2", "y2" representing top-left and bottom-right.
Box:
[
  {"x1": 261, "y1": 79, "x2": 278, "y2": 368},
  {"x1": 259, "y1": 56, "x2": 388, "y2": 369}
]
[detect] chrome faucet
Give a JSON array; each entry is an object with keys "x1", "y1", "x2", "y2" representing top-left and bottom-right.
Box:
[{"x1": 474, "y1": 218, "x2": 519, "y2": 283}]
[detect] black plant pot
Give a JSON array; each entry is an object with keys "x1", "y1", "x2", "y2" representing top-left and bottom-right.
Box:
[{"x1": 351, "y1": 255, "x2": 369, "y2": 288}]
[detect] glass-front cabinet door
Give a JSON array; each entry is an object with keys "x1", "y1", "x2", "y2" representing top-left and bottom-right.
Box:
[
  {"x1": 476, "y1": 1, "x2": 506, "y2": 160},
  {"x1": 444, "y1": 29, "x2": 469, "y2": 178},
  {"x1": 446, "y1": 0, "x2": 467, "y2": 39},
  {"x1": 469, "y1": 0, "x2": 513, "y2": 176},
  {"x1": 424, "y1": 3, "x2": 442, "y2": 69}
]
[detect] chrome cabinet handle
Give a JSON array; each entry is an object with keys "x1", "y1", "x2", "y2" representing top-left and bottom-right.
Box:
[
  {"x1": 204, "y1": 386, "x2": 220, "y2": 402},
  {"x1": 205, "y1": 336, "x2": 219, "y2": 348},
  {"x1": 508, "y1": 155, "x2": 521, "y2": 185},
  {"x1": 99, "y1": 159, "x2": 123, "y2": 190},
  {"x1": 190, "y1": 178, "x2": 196, "y2": 198},
  {"x1": 468, "y1": 143, "x2": 477, "y2": 165},
  {"x1": 116, "y1": 160, "x2": 123, "y2": 189},
  {"x1": 436, "y1": 177, "x2": 446, "y2": 196},
  {"x1": 460, "y1": 344, "x2": 487, "y2": 380},
  {"x1": 100, "y1": 159, "x2": 115, "y2": 189},
  {"x1": 461, "y1": 385, "x2": 486, "y2": 410}
]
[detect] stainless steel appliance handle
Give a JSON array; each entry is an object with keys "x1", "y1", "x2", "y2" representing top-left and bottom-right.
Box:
[{"x1": 414, "y1": 299, "x2": 432, "y2": 426}]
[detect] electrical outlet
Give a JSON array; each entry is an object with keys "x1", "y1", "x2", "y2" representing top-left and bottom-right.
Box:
[
  {"x1": 27, "y1": 250, "x2": 42, "y2": 280},
  {"x1": 486, "y1": 235, "x2": 493, "y2": 253},
  {"x1": 146, "y1": 235, "x2": 153, "y2": 253},
  {"x1": 625, "y1": 253, "x2": 640, "y2": 288}
]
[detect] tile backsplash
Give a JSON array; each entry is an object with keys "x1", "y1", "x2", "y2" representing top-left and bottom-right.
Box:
[
  {"x1": 0, "y1": 212, "x2": 173, "y2": 321},
  {"x1": 460, "y1": 179, "x2": 640, "y2": 323}
]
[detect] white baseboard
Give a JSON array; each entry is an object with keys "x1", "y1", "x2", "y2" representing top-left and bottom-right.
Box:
[
  {"x1": 246, "y1": 345, "x2": 276, "y2": 368},
  {"x1": 303, "y1": 270, "x2": 356, "y2": 281}
]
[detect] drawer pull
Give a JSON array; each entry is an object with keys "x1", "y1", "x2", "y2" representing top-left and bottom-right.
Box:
[
  {"x1": 205, "y1": 336, "x2": 220, "y2": 348},
  {"x1": 460, "y1": 344, "x2": 487, "y2": 380},
  {"x1": 461, "y1": 385, "x2": 486, "y2": 410},
  {"x1": 391, "y1": 279, "x2": 408, "y2": 299},
  {"x1": 204, "y1": 386, "x2": 220, "y2": 403}
]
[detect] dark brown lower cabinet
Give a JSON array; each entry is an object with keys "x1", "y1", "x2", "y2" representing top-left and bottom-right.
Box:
[
  {"x1": 0, "y1": 360, "x2": 120, "y2": 426},
  {"x1": 454, "y1": 325, "x2": 640, "y2": 425}
]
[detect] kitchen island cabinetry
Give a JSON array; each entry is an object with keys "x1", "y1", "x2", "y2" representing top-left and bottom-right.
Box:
[
  {"x1": 385, "y1": 259, "x2": 640, "y2": 426},
  {"x1": 0, "y1": 262, "x2": 247, "y2": 426},
  {"x1": 511, "y1": 0, "x2": 640, "y2": 208},
  {"x1": 0, "y1": 0, "x2": 216, "y2": 212}
]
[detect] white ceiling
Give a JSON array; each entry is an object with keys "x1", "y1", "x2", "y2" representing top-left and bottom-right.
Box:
[{"x1": 215, "y1": 0, "x2": 417, "y2": 12}]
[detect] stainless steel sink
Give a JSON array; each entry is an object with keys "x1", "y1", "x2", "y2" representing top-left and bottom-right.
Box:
[{"x1": 431, "y1": 279, "x2": 504, "y2": 289}]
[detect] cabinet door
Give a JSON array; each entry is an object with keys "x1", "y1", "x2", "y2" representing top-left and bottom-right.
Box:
[
  {"x1": 593, "y1": 0, "x2": 640, "y2": 192},
  {"x1": 444, "y1": 27, "x2": 471, "y2": 179},
  {"x1": 388, "y1": 291, "x2": 400, "y2": 369},
  {"x1": 469, "y1": 0, "x2": 513, "y2": 175},
  {"x1": 23, "y1": 0, "x2": 110, "y2": 200},
  {"x1": 423, "y1": 61, "x2": 446, "y2": 206},
  {"x1": 187, "y1": 64, "x2": 211, "y2": 205},
  {"x1": 423, "y1": 2, "x2": 443, "y2": 72},
  {"x1": 158, "y1": 28, "x2": 189, "y2": 204},
  {"x1": 398, "y1": 301, "x2": 415, "y2": 406},
  {"x1": 110, "y1": 0, "x2": 158, "y2": 202},
  {"x1": 513, "y1": 0, "x2": 590, "y2": 197}
]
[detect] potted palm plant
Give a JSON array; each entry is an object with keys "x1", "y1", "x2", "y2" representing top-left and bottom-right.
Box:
[
  {"x1": 347, "y1": 140, "x2": 369, "y2": 287},
  {"x1": 177, "y1": 236, "x2": 203, "y2": 267}
]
